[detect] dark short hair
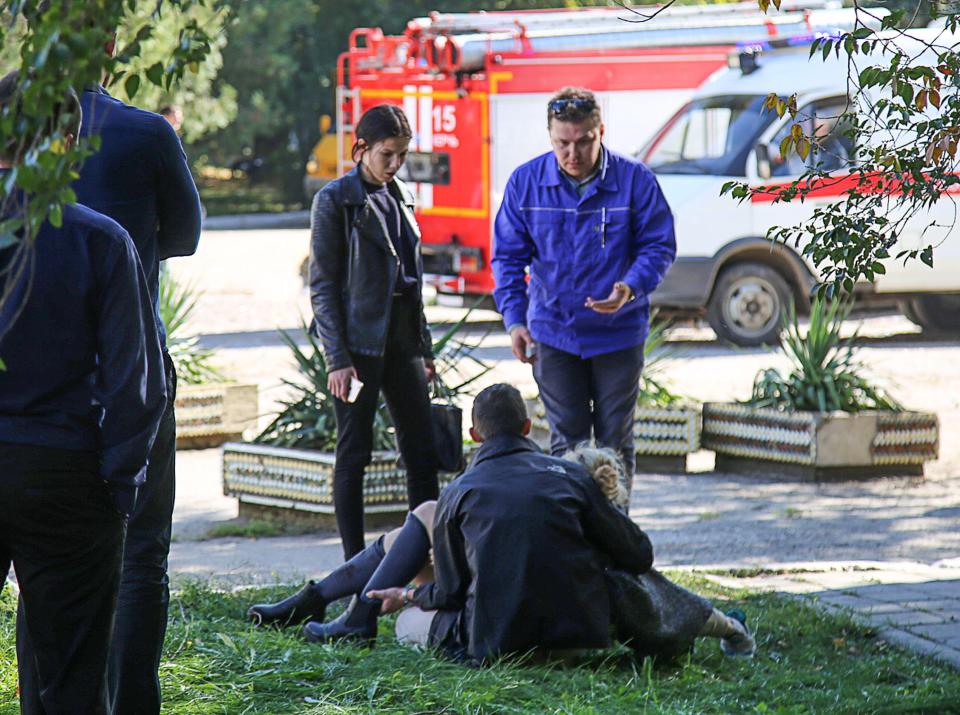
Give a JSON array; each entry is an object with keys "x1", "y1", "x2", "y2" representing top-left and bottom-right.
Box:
[
  {"x1": 351, "y1": 104, "x2": 413, "y2": 162},
  {"x1": 471, "y1": 384, "x2": 527, "y2": 440},
  {"x1": 0, "y1": 70, "x2": 82, "y2": 164},
  {"x1": 547, "y1": 86, "x2": 601, "y2": 128}
]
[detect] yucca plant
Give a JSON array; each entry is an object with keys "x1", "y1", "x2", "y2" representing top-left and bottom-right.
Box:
[
  {"x1": 749, "y1": 297, "x2": 900, "y2": 413},
  {"x1": 255, "y1": 308, "x2": 492, "y2": 451},
  {"x1": 159, "y1": 269, "x2": 224, "y2": 385},
  {"x1": 637, "y1": 312, "x2": 687, "y2": 409}
]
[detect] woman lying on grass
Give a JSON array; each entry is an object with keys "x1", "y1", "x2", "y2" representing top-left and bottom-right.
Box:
[{"x1": 248, "y1": 444, "x2": 755, "y2": 662}]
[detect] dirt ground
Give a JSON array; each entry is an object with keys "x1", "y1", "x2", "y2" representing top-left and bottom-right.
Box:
[{"x1": 166, "y1": 229, "x2": 960, "y2": 577}]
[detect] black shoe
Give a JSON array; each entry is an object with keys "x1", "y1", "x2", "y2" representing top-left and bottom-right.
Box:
[
  {"x1": 302, "y1": 595, "x2": 380, "y2": 644},
  {"x1": 247, "y1": 581, "x2": 327, "y2": 627}
]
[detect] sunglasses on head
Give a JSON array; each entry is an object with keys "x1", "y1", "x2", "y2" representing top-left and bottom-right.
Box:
[{"x1": 548, "y1": 98, "x2": 597, "y2": 116}]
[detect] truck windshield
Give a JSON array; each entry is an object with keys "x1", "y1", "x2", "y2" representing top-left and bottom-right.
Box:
[{"x1": 644, "y1": 95, "x2": 774, "y2": 177}]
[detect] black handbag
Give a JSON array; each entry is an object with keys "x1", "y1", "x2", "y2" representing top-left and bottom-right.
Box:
[
  {"x1": 431, "y1": 401, "x2": 464, "y2": 473},
  {"x1": 431, "y1": 379, "x2": 465, "y2": 473}
]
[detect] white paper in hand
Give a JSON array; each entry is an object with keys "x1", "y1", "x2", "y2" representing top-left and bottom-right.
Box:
[{"x1": 347, "y1": 376, "x2": 364, "y2": 403}]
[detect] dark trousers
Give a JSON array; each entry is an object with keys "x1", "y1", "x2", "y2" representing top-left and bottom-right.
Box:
[
  {"x1": 0, "y1": 444, "x2": 125, "y2": 715},
  {"x1": 332, "y1": 311, "x2": 439, "y2": 559},
  {"x1": 533, "y1": 342, "x2": 644, "y2": 495},
  {"x1": 107, "y1": 351, "x2": 177, "y2": 714},
  {"x1": 18, "y1": 353, "x2": 179, "y2": 713}
]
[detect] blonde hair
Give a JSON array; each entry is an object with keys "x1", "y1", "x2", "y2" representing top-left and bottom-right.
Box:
[{"x1": 562, "y1": 444, "x2": 629, "y2": 509}]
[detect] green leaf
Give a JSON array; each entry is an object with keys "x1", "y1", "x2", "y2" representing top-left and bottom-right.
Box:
[
  {"x1": 921, "y1": 246, "x2": 934, "y2": 267},
  {"x1": 124, "y1": 74, "x2": 141, "y2": 99},
  {"x1": 145, "y1": 62, "x2": 164, "y2": 86},
  {"x1": 48, "y1": 203, "x2": 62, "y2": 228}
]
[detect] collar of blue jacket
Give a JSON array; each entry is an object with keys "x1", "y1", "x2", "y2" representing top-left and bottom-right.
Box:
[{"x1": 544, "y1": 145, "x2": 616, "y2": 193}]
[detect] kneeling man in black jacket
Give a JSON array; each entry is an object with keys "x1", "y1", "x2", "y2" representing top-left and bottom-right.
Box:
[{"x1": 276, "y1": 382, "x2": 654, "y2": 662}]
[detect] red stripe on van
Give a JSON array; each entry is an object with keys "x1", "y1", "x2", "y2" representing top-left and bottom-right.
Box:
[{"x1": 751, "y1": 173, "x2": 960, "y2": 203}]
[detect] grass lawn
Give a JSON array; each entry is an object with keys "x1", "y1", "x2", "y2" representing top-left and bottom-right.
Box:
[{"x1": 2, "y1": 573, "x2": 958, "y2": 714}]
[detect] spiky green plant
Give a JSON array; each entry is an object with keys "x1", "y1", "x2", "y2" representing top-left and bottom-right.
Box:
[
  {"x1": 255, "y1": 308, "x2": 492, "y2": 451},
  {"x1": 749, "y1": 297, "x2": 901, "y2": 413},
  {"x1": 158, "y1": 269, "x2": 224, "y2": 385}
]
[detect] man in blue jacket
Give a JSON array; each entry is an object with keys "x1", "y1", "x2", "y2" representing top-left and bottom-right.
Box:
[
  {"x1": 492, "y1": 86, "x2": 676, "y2": 493},
  {"x1": 0, "y1": 71, "x2": 166, "y2": 714}
]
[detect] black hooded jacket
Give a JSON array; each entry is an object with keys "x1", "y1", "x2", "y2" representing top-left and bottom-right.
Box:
[{"x1": 412, "y1": 433, "x2": 653, "y2": 662}]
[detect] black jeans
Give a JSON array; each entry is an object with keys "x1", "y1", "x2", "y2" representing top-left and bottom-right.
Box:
[
  {"x1": 533, "y1": 342, "x2": 644, "y2": 494},
  {"x1": 332, "y1": 299, "x2": 439, "y2": 559},
  {"x1": 1, "y1": 443, "x2": 125, "y2": 715}
]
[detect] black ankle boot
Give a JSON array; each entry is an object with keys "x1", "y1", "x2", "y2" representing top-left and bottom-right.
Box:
[
  {"x1": 302, "y1": 595, "x2": 381, "y2": 644},
  {"x1": 247, "y1": 581, "x2": 327, "y2": 627}
]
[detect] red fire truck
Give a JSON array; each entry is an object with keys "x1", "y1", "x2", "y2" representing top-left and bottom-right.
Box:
[{"x1": 335, "y1": 2, "x2": 863, "y2": 303}]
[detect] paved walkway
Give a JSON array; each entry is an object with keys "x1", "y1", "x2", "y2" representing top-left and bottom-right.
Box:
[{"x1": 702, "y1": 561, "x2": 960, "y2": 669}]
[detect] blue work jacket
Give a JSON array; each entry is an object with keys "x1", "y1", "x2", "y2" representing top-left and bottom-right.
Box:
[{"x1": 492, "y1": 148, "x2": 676, "y2": 358}]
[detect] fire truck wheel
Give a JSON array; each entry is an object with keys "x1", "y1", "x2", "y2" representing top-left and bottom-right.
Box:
[
  {"x1": 707, "y1": 261, "x2": 791, "y2": 347},
  {"x1": 903, "y1": 294, "x2": 960, "y2": 333}
]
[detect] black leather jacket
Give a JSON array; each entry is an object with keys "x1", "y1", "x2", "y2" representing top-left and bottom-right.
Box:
[
  {"x1": 309, "y1": 168, "x2": 432, "y2": 371},
  {"x1": 412, "y1": 434, "x2": 654, "y2": 662}
]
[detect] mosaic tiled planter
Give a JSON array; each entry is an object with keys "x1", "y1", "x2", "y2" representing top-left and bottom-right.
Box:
[
  {"x1": 526, "y1": 398, "x2": 701, "y2": 473},
  {"x1": 702, "y1": 403, "x2": 939, "y2": 480},
  {"x1": 221, "y1": 442, "x2": 468, "y2": 528},
  {"x1": 633, "y1": 407, "x2": 700, "y2": 473},
  {"x1": 175, "y1": 384, "x2": 259, "y2": 449}
]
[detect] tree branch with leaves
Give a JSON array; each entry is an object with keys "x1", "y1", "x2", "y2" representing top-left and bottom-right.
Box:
[{"x1": 722, "y1": 1, "x2": 960, "y2": 296}]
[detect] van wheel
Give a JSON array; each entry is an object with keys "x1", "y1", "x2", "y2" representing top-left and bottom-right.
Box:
[
  {"x1": 903, "y1": 294, "x2": 960, "y2": 332},
  {"x1": 707, "y1": 262, "x2": 791, "y2": 346}
]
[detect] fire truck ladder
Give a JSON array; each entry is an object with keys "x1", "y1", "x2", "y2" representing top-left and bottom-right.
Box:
[
  {"x1": 416, "y1": 0, "x2": 845, "y2": 35},
  {"x1": 336, "y1": 85, "x2": 361, "y2": 178}
]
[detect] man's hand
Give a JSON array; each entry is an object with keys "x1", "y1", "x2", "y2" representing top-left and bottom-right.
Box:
[
  {"x1": 424, "y1": 358, "x2": 436, "y2": 382},
  {"x1": 585, "y1": 282, "x2": 633, "y2": 314},
  {"x1": 366, "y1": 587, "x2": 407, "y2": 614},
  {"x1": 328, "y1": 366, "x2": 359, "y2": 402},
  {"x1": 509, "y1": 326, "x2": 536, "y2": 364}
]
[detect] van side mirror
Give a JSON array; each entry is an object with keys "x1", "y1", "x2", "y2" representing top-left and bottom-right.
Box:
[{"x1": 756, "y1": 143, "x2": 772, "y2": 180}]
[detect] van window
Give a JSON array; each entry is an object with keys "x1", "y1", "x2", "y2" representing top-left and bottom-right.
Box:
[
  {"x1": 644, "y1": 95, "x2": 774, "y2": 177},
  {"x1": 769, "y1": 98, "x2": 855, "y2": 177}
]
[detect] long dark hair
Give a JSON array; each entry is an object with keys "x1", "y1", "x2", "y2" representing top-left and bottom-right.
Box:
[{"x1": 350, "y1": 104, "x2": 413, "y2": 162}]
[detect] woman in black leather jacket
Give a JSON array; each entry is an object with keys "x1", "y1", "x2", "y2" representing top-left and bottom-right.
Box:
[{"x1": 308, "y1": 104, "x2": 439, "y2": 559}]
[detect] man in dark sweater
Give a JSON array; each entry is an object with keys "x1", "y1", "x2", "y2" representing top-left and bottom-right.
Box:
[
  {"x1": 13, "y1": 20, "x2": 203, "y2": 712},
  {"x1": 71, "y1": 79, "x2": 202, "y2": 712},
  {"x1": 0, "y1": 71, "x2": 167, "y2": 714}
]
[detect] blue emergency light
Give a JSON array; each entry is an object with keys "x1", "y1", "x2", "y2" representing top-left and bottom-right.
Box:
[{"x1": 729, "y1": 31, "x2": 843, "y2": 74}]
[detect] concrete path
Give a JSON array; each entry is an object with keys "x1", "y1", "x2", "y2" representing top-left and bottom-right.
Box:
[{"x1": 703, "y1": 561, "x2": 960, "y2": 669}]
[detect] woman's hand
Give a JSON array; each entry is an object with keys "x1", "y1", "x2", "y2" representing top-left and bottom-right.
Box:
[
  {"x1": 328, "y1": 366, "x2": 359, "y2": 402},
  {"x1": 424, "y1": 358, "x2": 436, "y2": 382}
]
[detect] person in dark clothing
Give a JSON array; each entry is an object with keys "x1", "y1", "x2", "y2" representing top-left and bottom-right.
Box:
[
  {"x1": 13, "y1": 64, "x2": 203, "y2": 714},
  {"x1": 257, "y1": 383, "x2": 650, "y2": 662},
  {"x1": 309, "y1": 104, "x2": 439, "y2": 560},
  {"x1": 249, "y1": 387, "x2": 755, "y2": 663},
  {"x1": 0, "y1": 71, "x2": 167, "y2": 714}
]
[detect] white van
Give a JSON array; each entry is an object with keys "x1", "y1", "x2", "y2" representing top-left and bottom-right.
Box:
[{"x1": 642, "y1": 29, "x2": 960, "y2": 345}]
